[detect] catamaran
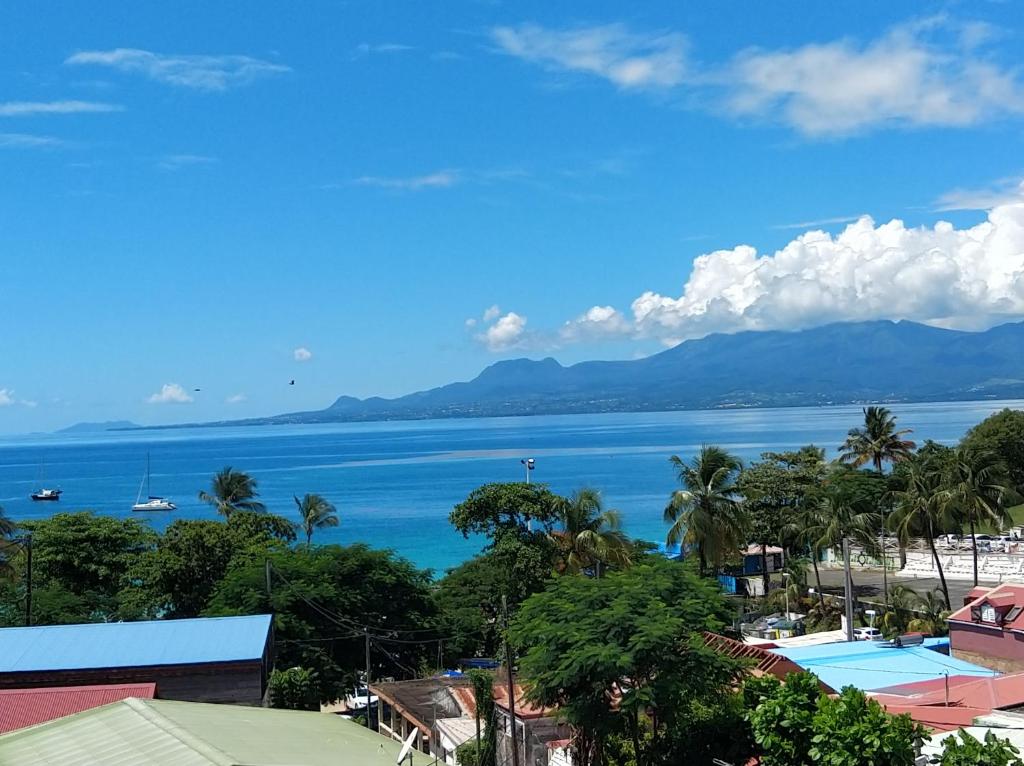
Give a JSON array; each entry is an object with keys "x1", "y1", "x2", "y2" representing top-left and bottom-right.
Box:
[{"x1": 131, "y1": 453, "x2": 176, "y2": 512}]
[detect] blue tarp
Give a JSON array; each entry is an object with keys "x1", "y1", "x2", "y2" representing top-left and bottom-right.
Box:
[
  {"x1": 0, "y1": 614, "x2": 272, "y2": 672},
  {"x1": 773, "y1": 637, "x2": 996, "y2": 692}
]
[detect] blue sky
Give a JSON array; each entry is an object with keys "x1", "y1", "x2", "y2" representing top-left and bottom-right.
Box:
[{"x1": 2, "y1": 1, "x2": 1024, "y2": 433}]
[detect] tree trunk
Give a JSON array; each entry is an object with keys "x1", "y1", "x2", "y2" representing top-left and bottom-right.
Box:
[
  {"x1": 970, "y1": 511, "x2": 979, "y2": 587},
  {"x1": 698, "y1": 546, "x2": 707, "y2": 577},
  {"x1": 811, "y1": 552, "x2": 825, "y2": 608},
  {"x1": 927, "y1": 533, "x2": 951, "y2": 610},
  {"x1": 761, "y1": 543, "x2": 770, "y2": 596},
  {"x1": 627, "y1": 710, "x2": 644, "y2": 766}
]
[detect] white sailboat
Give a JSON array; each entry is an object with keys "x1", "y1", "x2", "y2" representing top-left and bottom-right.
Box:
[{"x1": 131, "y1": 453, "x2": 176, "y2": 512}]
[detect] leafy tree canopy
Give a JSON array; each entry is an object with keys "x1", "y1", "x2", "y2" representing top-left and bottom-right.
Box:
[
  {"x1": 449, "y1": 482, "x2": 563, "y2": 545},
  {"x1": 940, "y1": 729, "x2": 1023, "y2": 765},
  {"x1": 962, "y1": 408, "x2": 1024, "y2": 494}
]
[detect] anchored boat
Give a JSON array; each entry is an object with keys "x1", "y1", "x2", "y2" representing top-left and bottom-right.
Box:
[{"x1": 131, "y1": 453, "x2": 176, "y2": 512}]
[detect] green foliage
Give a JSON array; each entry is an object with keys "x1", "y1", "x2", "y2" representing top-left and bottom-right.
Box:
[
  {"x1": 434, "y1": 535, "x2": 556, "y2": 660},
  {"x1": 664, "y1": 445, "x2": 744, "y2": 574},
  {"x1": 748, "y1": 673, "x2": 926, "y2": 766},
  {"x1": 294, "y1": 493, "x2": 339, "y2": 546},
  {"x1": 838, "y1": 406, "x2": 916, "y2": 473},
  {"x1": 510, "y1": 556, "x2": 741, "y2": 766},
  {"x1": 268, "y1": 666, "x2": 321, "y2": 710},
  {"x1": 205, "y1": 544, "x2": 436, "y2": 702},
  {"x1": 962, "y1": 408, "x2": 1024, "y2": 494},
  {"x1": 198, "y1": 466, "x2": 267, "y2": 516},
  {"x1": 465, "y1": 670, "x2": 496, "y2": 766},
  {"x1": 940, "y1": 729, "x2": 1023, "y2": 766},
  {"x1": 139, "y1": 512, "x2": 294, "y2": 618},
  {"x1": 449, "y1": 482, "x2": 563, "y2": 545},
  {"x1": 549, "y1": 487, "x2": 631, "y2": 575}
]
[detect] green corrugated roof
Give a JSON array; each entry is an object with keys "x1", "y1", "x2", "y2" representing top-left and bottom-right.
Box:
[{"x1": 0, "y1": 698, "x2": 412, "y2": 765}]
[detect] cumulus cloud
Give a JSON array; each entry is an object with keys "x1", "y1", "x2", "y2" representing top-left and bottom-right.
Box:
[
  {"x1": 0, "y1": 389, "x2": 14, "y2": 406},
  {"x1": 293, "y1": 347, "x2": 313, "y2": 362},
  {"x1": 491, "y1": 23, "x2": 687, "y2": 90},
  {"x1": 226, "y1": 393, "x2": 247, "y2": 404},
  {"x1": 147, "y1": 383, "x2": 194, "y2": 404},
  {"x1": 482, "y1": 305, "x2": 501, "y2": 322},
  {"x1": 65, "y1": 49, "x2": 290, "y2": 91},
  {"x1": 0, "y1": 100, "x2": 123, "y2": 116},
  {"x1": 491, "y1": 18, "x2": 1024, "y2": 137},
  {"x1": 540, "y1": 199, "x2": 1024, "y2": 347},
  {"x1": 353, "y1": 170, "x2": 459, "y2": 191},
  {"x1": 477, "y1": 311, "x2": 528, "y2": 351}
]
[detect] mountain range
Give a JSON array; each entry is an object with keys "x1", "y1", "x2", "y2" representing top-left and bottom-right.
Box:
[{"x1": 130, "y1": 320, "x2": 1024, "y2": 430}]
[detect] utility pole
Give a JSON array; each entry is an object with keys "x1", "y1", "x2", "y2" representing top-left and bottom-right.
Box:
[
  {"x1": 364, "y1": 627, "x2": 372, "y2": 729},
  {"x1": 843, "y1": 538, "x2": 855, "y2": 642},
  {"x1": 501, "y1": 596, "x2": 521, "y2": 766},
  {"x1": 24, "y1": 533, "x2": 32, "y2": 628}
]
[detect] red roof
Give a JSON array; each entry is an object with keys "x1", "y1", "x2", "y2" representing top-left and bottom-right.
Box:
[
  {"x1": 948, "y1": 583, "x2": 1024, "y2": 630},
  {"x1": 870, "y1": 671, "x2": 1024, "y2": 725},
  {"x1": 0, "y1": 683, "x2": 156, "y2": 734},
  {"x1": 878, "y1": 703, "x2": 986, "y2": 732}
]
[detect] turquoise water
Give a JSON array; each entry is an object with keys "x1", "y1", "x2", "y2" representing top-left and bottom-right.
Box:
[{"x1": 0, "y1": 401, "x2": 1018, "y2": 573}]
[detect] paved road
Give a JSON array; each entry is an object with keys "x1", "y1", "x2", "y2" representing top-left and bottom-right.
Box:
[{"x1": 812, "y1": 567, "x2": 985, "y2": 607}]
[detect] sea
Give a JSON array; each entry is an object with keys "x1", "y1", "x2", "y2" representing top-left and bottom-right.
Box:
[{"x1": 0, "y1": 400, "x2": 1019, "y2": 574}]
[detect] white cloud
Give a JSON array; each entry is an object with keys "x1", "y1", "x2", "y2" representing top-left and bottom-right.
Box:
[
  {"x1": 726, "y1": 21, "x2": 1024, "y2": 136},
  {"x1": 65, "y1": 48, "x2": 290, "y2": 91},
  {"x1": 0, "y1": 100, "x2": 123, "y2": 116},
  {"x1": 478, "y1": 312, "x2": 528, "y2": 351},
  {"x1": 353, "y1": 170, "x2": 459, "y2": 191},
  {"x1": 772, "y1": 214, "x2": 864, "y2": 230},
  {"x1": 226, "y1": 393, "x2": 247, "y2": 404},
  {"x1": 0, "y1": 389, "x2": 13, "y2": 406},
  {"x1": 293, "y1": 347, "x2": 313, "y2": 362},
  {"x1": 147, "y1": 383, "x2": 194, "y2": 404},
  {"x1": 491, "y1": 23, "x2": 688, "y2": 90},
  {"x1": 543, "y1": 198, "x2": 1024, "y2": 347},
  {"x1": 0, "y1": 133, "x2": 64, "y2": 148},
  {"x1": 157, "y1": 154, "x2": 218, "y2": 171},
  {"x1": 482, "y1": 305, "x2": 501, "y2": 322},
  {"x1": 935, "y1": 179, "x2": 1024, "y2": 211}
]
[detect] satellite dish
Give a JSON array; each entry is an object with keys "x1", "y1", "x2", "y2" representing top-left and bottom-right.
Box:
[{"x1": 396, "y1": 728, "x2": 418, "y2": 764}]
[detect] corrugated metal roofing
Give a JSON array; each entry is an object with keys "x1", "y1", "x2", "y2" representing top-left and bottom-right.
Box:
[
  {"x1": 0, "y1": 683, "x2": 155, "y2": 733},
  {"x1": 0, "y1": 615, "x2": 272, "y2": 673},
  {"x1": 0, "y1": 697, "x2": 409, "y2": 765}
]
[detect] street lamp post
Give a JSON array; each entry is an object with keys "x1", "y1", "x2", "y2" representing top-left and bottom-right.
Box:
[
  {"x1": 520, "y1": 458, "x2": 535, "y2": 484},
  {"x1": 782, "y1": 572, "x2": 791, "y2": 619}
]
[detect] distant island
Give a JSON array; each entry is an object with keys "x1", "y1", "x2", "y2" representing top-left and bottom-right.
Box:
[
  {"x1": 120, "y1": 319, "x2": 1024, "y2": 431},
  {"x1": 58, "y1": 420, "x2": 143, "y2": 434}
]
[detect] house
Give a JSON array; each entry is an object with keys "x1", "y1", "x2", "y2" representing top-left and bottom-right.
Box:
[
  {"x1": 703, "y1": 632, "x2": 813, "y2": 685},
  {"x1": 0, "y1": 614, "x2": 273, "y2": 704},
  {"x1": 0, "y1": 683, "x2": 155, "y2": 734},
  {"x1": 0, "y1": 697, "x2": 412, "y2": 765},
  {"x1": 870, "y1": 672, "x2": 1024, "y2": 732},
  {"x1": 492, "y1": 677, "x2": 572, "y2": 766},
  {"x1": 371, "y1": 675, "x2": 477, "y2": 763},
  {"x1": 948, "y1": 583, "x2": 1024, "y2": 672}
]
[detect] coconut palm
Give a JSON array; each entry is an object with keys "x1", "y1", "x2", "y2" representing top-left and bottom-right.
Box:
[
  {"x1": 940, "y1": 447, "x2": 1014, "y2": 586},
  {"x1": 890, "y1": 459, "x2": 954, "y2": 609},
  {"x1": 907, "y1": 588, "x2": 950, "y2": 636},
  {"x1": 294, "y1": 493, "x2": 339, "y2": 546},
  {"x1": 839, "y1": 406, "x2": 916, "y2": 606},
  {"x1": 548, "y1": 488, "x2": 630, "y2": 576},
  {"x1": 785, "y1": 502, "x2": 828, "y2": 607},
  {"x1": 664, "y1": 445, "x2": 744, "y2": 576},
  {"x1": 198, "y1": 467, "x2": 266, "y2": 517},
  {"x1": 804, "y1": 490, "x2": 881, "y2": 599}
]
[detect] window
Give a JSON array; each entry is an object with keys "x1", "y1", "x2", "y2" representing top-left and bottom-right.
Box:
[
  {"x1": 982, "y1": 604, "x2": 997, "y2": 623},
  {"x1": 1007, "y1": 607, "x2": 1022, "y2": 623}
]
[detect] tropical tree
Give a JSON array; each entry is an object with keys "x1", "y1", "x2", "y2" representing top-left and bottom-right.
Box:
[
  {"x1": 548, "y1": 488, "x2": 630, "y2": 576},
  {"x1": 890, "y1": 456, "x2": 955, "y2": 608},
  {"x1": 801, "y1": 488, "x2": 881, "y2": 598},
  {"x1": 941, "y1": 447, "x2": 1015, "y2": 586},
  {"x1": 294, "y1": 493, "x2": 339, "y2": 546},
  {"x1": 665, "y1": 445, "x2": 744, "y2": 576},
  {"x1": 907, "y1": 588, "x2": 950, "y2": 636},
  {"x1": 198, "y1": 467, "x2": 266, "y2": 517},
  {"x1": 839, "y1": 406, "x2": 916, "y2": 605},
  {"x1": 0, "y1": 506, "x2": 17, "y2": 584}
]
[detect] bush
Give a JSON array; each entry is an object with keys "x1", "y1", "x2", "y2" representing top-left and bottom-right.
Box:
[
  {"x1": 941, "y1": 729, "x2": 1023, "y2": 765},
  {"x1": 268, "y1": 666, "x2": 320, "y2": 711}
]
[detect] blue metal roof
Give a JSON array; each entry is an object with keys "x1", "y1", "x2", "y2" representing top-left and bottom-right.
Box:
[
  {"x1": 0, "y1": 615, "x2": 272, "y2": 673},
  {"x1": 774, "y1": 637, "x2": 997, "y2": 692}
]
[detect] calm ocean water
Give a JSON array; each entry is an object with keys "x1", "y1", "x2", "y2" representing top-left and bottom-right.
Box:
[{"x1": 0, "y1": 401, "x2": 1019, "y2": 574}]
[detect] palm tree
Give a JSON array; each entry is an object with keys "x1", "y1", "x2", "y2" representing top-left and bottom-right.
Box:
[
  {"x1": 664, "y1": 445, "x2": 744, "y2": 576},
  {"x1": 805, "y1": 490, "x2": 881, "y2": 599},
  {"x1": 839, "y1": 406, "x2": 916, "y2": 606},
  {"x1": 198, "y1": 467, "x2": 267, "y2": 517},
  {"x1": 907, "y1": 588, "x2": 950, "y2": 636},
  {"x1": 940, "y1": 447, "x2": 1014, "y2": 586},
  {"x1": 294, "y1": 493, "x2": 339, "y2": 546},
  {"x1": 785, "y1": 502, "x2": 828, "y2": 608},
  {"x1": 548, "y1": 488, "x2": 630, "y2": 576},
  {"x1": 890, "y1": 459, "x2": 954, "y2": 609}
]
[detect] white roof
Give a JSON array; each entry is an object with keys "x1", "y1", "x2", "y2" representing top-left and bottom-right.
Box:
[
  {"x1": 744, "y1": 630, "x2": 847, "y2": 648},
  {"x1": 435, "y1": 717, "x2": 479, "y2": 749}
]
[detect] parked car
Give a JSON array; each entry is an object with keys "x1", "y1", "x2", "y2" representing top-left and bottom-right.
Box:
[
  {"x1": 344, "y1": 685, "x2": 378, "y2": 711},
  {"x1": 853, "y1": 627, "x2": 882, "y2": 641}
]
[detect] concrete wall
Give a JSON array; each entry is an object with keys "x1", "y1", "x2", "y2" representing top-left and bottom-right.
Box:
[{"x1": 950, "y1": 623, "x2": 1024, "y2": 672}]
